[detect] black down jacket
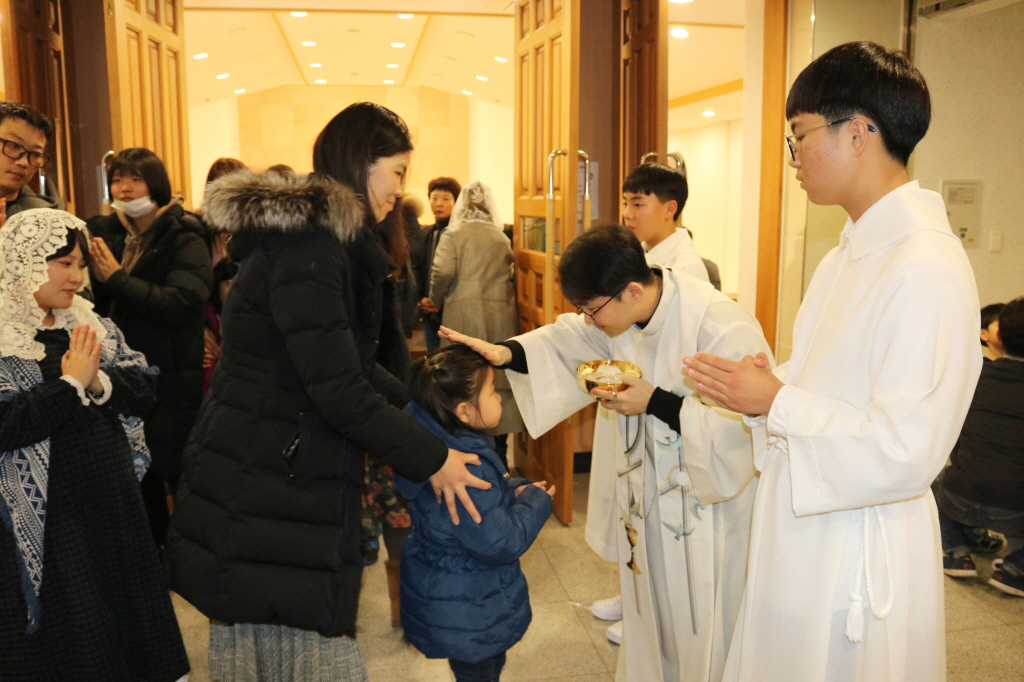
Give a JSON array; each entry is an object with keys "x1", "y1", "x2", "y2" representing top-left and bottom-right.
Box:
[
  {"x1": 165, "y1": 170, "x2": 448, "y2": 638},
  {"x1": 87, "y1": 203, "x2": 212, "y2": 480}
]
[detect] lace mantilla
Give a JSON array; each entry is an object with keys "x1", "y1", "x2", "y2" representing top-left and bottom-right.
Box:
[
  {"x1": 0, "y1": 209, "x2": 107, "y2": 360},
  {"x1": 449, "y1": 180, "x2": 503, "y2": 229}
]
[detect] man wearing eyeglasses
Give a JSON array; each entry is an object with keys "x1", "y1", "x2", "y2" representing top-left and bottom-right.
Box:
[
  {"x1": 0, "y1": 101, "x2": 59, "y2": 226},
  {"x1": 683, "y1": 42, "x2": 980, "y2": 682},
  {"x1": 442, "y1": 224, "x2": 772, "y2": 682}
]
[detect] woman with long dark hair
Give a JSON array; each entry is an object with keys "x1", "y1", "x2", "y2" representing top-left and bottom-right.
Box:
[
  {"x1": 86, "y1": 148, "x2": 212, "y2": 548},
  {"x1": 167, "y1": 102, "x2": 488, "y2": 680}
]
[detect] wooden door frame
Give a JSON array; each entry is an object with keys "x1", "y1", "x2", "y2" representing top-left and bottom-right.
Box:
[{"x1": 754, "y1": 0, "x2": 788, "y2": 351}]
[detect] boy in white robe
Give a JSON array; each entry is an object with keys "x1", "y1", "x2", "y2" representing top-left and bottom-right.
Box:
[
  {"x1": 684, "y1": 41, "x2": 981, "y2": 682},
  {"x1": 442, "y1": 225, "x2": 772, "y2": 682},
  {"x1": 622, "y1": 162, "x2": 710, "y2": 285},
  {"x1": 590, "y1": 162, "x2": 712, "y2": 642}
]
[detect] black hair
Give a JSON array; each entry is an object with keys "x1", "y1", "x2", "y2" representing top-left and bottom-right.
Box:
[
  {"x1": 998, "y1": 297, "x2": 1024, "y2": 358},
  {"x1": 785, "y1": 41, "x2": 930, "y2": 166},
  {"x1": 312, "y1": 102, "x2": 413, "y2": 268},
  {"x1": 265, "y1": 164, "x2": 296, "y2": 179},
  {"x1": 205, "y1": 157, "x2": 247, "y2": 185},
  {"x1": 47, "y1": 228, "x2": 90, "y2": 266},
  {"x1": 558, "y1": 225, "x2": 655, "y2": 306},
  {"x1": 622, "y1": 163, "x2": 688, "y2": 220},
  {"x1": 409, "y1": 345, "x2": 493, "y2": 435},
  {"x1": 107, "y1": 148, "x2": 173, "y2": 207},
  {"x1": 428, "y1": 177, "x2": 461, "y2": 201},
  {"x1": 0, "y1": 101, "x2": 54, "y2": 140},
  {"x1": 980, "y1": 302, "x2": 1005, "y2": 347}
]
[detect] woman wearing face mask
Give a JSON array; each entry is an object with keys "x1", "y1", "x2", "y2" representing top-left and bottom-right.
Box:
[
  {"x1": 0, "y1": 209, "x2": 189, "y2": 681},
  {"x1": 85, "y1": 148, "x2": 213, "y2": 550},
  {"x1": 166, "y1": 102, "x2": 489, "y2": 681}
]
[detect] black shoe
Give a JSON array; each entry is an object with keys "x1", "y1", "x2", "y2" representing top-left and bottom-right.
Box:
[
  {"x1": 943, "y1": 551, "x2": 978, "y2": 578},
  {"x1": 965, "y1": 527, "x2": 1004, "y2": 553},
  {"x1": 988, "y1": 559, "x2": 1024, "y2": 597},
  {"x1": 361, "y1": 538, "x2": 380, "y2": 566}
]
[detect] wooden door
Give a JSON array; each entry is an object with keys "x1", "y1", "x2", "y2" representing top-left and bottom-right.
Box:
[
  {"x1": 107, "y1": 0, "x2": 191, "y2": 205},
  {"x1": 513, "y1": 0, "x2": 580, "y2": 524},
  {"x1": 1, "y1": 0, "x2": 75, "y2": 213},
  {"x1": 619, "y1": 0, "x2": 667, "y2": 188}
]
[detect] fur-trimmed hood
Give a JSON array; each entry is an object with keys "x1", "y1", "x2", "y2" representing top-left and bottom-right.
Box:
[{"x1": 201, "y1": 169, "x2": 365, "y2": 243}]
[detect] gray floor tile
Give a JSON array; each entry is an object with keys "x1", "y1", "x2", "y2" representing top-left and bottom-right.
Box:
[
  {"x1": 500, "y1": 602, "x2": 609, "y2": 681},
  {"x1": 945, "y1": 578, "x2": 1005, "y2": 631},
  {"x1": 521, "y1": 543, "x2": 572, "y2": 605},
  {"x1": 946, "y1": 624, "x2": 1024, "y2": 682},
  {"x1": 572, "y1": 603, "x2": 621, "y2": 674}
]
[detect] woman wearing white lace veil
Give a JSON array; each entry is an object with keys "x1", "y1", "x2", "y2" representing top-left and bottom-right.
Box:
[
  {"x1": 0, "y1": 208, "x2": 188, "y2": 681},
  {"x1": 429, "y1": 180, "x2": 523, "y2": 464}
]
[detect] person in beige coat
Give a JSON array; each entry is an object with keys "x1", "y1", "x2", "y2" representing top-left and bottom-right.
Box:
[{"x1": 429, "y1": 180, "x2": 523, "y2": 463}]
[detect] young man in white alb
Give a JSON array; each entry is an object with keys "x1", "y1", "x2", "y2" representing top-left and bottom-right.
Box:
[{"x1": 684, "y1": 41, "x2": 980, "y2": 682}]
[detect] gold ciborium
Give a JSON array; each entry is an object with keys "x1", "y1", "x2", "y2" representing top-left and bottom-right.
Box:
[{"x1": 576, "y1": 360, "x2": 643, "y2": 400}]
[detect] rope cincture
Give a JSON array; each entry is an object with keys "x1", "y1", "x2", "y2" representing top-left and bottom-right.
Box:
[{"x1": 844, "y1": 505, "x2": 895, "y2": 643}]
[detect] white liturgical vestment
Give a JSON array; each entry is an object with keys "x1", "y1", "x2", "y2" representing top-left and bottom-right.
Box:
[
  {"x1": 508, "y1": 269, "x2": 771, "y2": 682},
  {"x1": 722, "y1": 181, "x2": 981, "y2": 682},
  {"x1": 586, "y1": 228, "x2": 709, "y2": 558},
  {"x1": 644, "y1": 228, "x2": 709, "y2": 284}
]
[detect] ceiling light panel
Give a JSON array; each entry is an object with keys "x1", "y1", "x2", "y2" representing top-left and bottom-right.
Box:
[{"x1": 270, "y1": 11, "x2": 428, "y2": 87}]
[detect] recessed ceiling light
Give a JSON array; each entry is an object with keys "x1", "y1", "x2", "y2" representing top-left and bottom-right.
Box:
[
  {"x1": 301, "y1": 41, "x2": 316, "y2": 47},
  {"x1": 391, "y1": 42, "x2": 405, "y2": 48},
  {"x1": 193, "y1": 53, "x2": 209, "y2": 60},
  {"x1": 397, "y1": 13, "x2": 414, "y2": 19},
  {"x1": 670, "y1": 27, "x2": 689, "y2": 38},
  {"x1": 234, "y1": 88, "x2": 246, "y2": 94},
  {"x1": 290, "y1": 11, "x2": 307, "y2": 17},
  {"x1": 216, "y1": 73, "x2": 230, "y2": 79},
  {"x1": 702, "y1": 108, "x2": 716, "y2": 117},
  {"x1": 476, "y1": 75, "x2": 488, "y2": 81},
  {"x1": 310, "y1": 63, "x2": 322, "y2": 67},
  {"x1": 668, "y1": 0, "x2": 694, "y2": 3},
  {"x1": 383, "y1": 80, "x2": 395, "y2": 84},
  {"x1": 315, "y1": 79, "x2": 326, "y2": 84},
  {"x1": 462, "y1": 90, "x2": 473, "y2": 95},
  {"x1": 494, "y1": 56, "x2": 508, "y2": 63},
  {"x1": 386, "y1": 64, "x2": 399, "y2": 68}
]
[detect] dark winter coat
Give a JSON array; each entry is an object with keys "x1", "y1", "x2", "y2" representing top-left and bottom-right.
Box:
[
  {"x1": 942, "y1": 357, "x2": 1024, "y2": 510},
  {"x1": 86, "y1": 204, "x2": 212, "y2": 480},
  {"x1": 397, "y1": 401, "x2": 551, "y2": 663},
  {"x1": 165, "y1": 170, "x2": 449, "y2": 638}
]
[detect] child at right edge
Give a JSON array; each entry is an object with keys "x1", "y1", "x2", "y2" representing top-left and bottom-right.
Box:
[{"x1": 395, "y1": 345, "x2": 554, "y2": 682}]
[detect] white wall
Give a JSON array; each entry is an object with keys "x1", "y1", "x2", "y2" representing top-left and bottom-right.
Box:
[
  {"x1": 468, "y1": 98, "x2": 515, "y2": 225},
  {"x1": 188, "y1": 97, "x2": 240, "y2": 210},
  {"x1": 669, "y1": 119, "x2": 743, "y2": 293},
  {"x1": 913, "y1": 3, "x2": 1024, "y2": 306}
]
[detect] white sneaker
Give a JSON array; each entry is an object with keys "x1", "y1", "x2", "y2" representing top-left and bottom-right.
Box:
[
  {"x1": 590, "y1": 594, "x2": 622, "y2": 621},
  {"x1": 606, "y1": 619, "x2": 622, "y2": 645}
]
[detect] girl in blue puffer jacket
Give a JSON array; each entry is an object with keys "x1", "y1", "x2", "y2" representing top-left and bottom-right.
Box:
[{"x1": 396, "y1": 345, "x2": 554, "y2": 682}]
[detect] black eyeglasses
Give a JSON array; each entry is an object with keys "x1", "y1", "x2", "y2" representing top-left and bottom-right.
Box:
[
  {"x1": 784, "y1": 117, "x2": 877, "y2": 161},
  {"x1": 0, "y1": 136, "x2": 48, "y2": 168},
  {"x1": 576, "y1": 284, "x2": 626, "y2": 319}
]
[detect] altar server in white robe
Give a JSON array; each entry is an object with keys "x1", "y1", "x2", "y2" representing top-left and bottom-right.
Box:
[
  {"x1": 441, "y1": 225, "x2": 772, "y2": 682},
  {"x1": 684, "y1": 42, "x2": 980, "y2": 682},
  {"x1": 621, "y1": 162, "x2": 709, "y2": 290},
  {"x1": 588, "y1": 162, "x2": 713, "y2": 643}
]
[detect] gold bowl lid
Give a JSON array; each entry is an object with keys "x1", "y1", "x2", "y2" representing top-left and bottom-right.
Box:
[{"x1": 576, "y1": 360, "x2": 642, "y2": 399}]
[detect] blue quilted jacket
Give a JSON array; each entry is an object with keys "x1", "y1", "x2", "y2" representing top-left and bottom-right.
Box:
[{"x1": 396, "y1": 401, "x2": 552, "y2": 663}]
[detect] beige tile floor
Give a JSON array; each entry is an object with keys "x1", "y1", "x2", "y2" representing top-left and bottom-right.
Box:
[{"x1": 173, "y1": 473, "x2": 1024, "y2": 682}]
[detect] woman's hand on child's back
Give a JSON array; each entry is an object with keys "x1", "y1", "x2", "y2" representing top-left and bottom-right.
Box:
[
  {"x1": 62, "y1": 325, "x2": 102, "y2": 391},
  {"x1": 430, "y1": 448, "x2": 493, "y2": 525}
]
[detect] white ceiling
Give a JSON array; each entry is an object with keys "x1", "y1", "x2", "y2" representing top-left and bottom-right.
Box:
[{"x1": 184, "y1": 0, "x2": 744, "y2": 130}]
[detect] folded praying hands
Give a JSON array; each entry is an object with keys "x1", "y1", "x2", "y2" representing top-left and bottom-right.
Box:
[{"x1": 682, "y1": 351, "x2": 782, "y2": 416}]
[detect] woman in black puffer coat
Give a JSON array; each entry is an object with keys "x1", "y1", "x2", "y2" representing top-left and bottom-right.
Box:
[
  {"x1": 86, "y1": 148, "x2": 212, "y2": 547},
  {"x1": 166, "y1": 103, "x2": 489, "y2": 681}
]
